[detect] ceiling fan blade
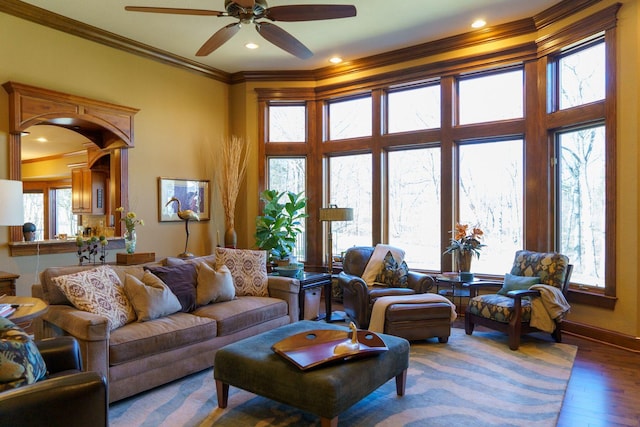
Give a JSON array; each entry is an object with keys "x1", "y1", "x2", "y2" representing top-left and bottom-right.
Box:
[
  {"x1": 196, "y1": 23, "x2": 241, "y2": 56},
  {"x1": 256, "y1": 22, "x2": 313, "y2": 60},
  {"x1": 266, "y1": 5, "x2": 356, "y2": 22},
  {"x1": 124, "y1": 6, "x2": 223, "y2": 16}
]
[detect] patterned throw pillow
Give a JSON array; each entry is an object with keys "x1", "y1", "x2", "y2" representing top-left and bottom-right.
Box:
[
  {"x1": 0, "y1": 317, "x2": 47, "y2": 391},
  {"x1": 123, "y1": 272, "x2": 182, "y2": 321},
  {"x1": 53, "y1": 265, "x2": 135, "y2": 331},
  {"x1": 375, "y1": 250, "x2": 409, "y2": 287},
  {"x1": 214, "y1": 248, "x2": 269, "y2": 297}
]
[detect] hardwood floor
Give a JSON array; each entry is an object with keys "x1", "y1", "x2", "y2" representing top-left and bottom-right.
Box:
[{"x1": 327, "y1": 303, "x2": 640, "y2": 426}]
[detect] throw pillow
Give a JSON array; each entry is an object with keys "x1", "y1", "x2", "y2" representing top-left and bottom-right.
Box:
[
  {"x1": 361, "y1": 244, "x2": 406, "y2": 286},
  {"x1": 53, "y1": 266, "x2": 135, "y2": 331},
  {"x1": 375, "y1": 250, "x2": 409, "y2": 287},
  {"x1": 214, "y1": 247, "x2": 269, "y2": 297},
  {"x1": 123, "y1": 272, "x2": 182, "y2": 321},
  {"x1": 145, "y1": 263, "x2": 198, "y2": 312},
  {"x1": 196, "y1": 263, "x2": 236, "y2": 306},
  {"x1": 0, "y1": 317, "x2": 47, "y2": 391},
  {"x1": 497, "y1": 273, "x2": 541, "y2": 296}
]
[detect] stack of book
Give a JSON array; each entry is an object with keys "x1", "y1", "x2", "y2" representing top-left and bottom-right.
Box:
[{"x1": 0, "y1": 303, "x2": 16, "y2": 318}]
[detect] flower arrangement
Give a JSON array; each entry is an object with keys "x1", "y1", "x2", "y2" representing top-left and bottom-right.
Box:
[
  {"x1": 443, "y1": 223, "x2": 486, "y2": 258},
  {"x1": 116, "y1": 207, "x2": 144, "y2": 233}
]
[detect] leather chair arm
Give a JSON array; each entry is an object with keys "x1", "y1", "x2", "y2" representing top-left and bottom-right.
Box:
[
  {"x1": 336, "y1": 272, "x2": 368, "y2": 295},
  {"x1": 337, "y1": 272, "x2": 369, "y2": 327},
  {"x1": 0, "y1": 372, "x2": 108, "y2": 427},
  {"x1": 36, "y1": 336, "x2": 82, "y2": 374},
  {"x1": 407, "y1": 271, "x2": 435, "y2": 293}
]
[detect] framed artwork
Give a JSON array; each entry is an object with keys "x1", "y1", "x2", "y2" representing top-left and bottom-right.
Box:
[{"x1": 158, "y1": 177, "x2": 210, "y2": 222}]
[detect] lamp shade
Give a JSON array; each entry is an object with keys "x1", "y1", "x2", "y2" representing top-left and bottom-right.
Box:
[
  {"x1": 319, "y1": 206, "x2": 353, "y2": 222},
  {"x1": 0, "y1": 179, "x2": 24, "y2": 226}
]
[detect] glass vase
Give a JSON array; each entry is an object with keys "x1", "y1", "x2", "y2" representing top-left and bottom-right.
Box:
[{"x1": 125, "y1": 229, "x2": 137, "y2": 254}]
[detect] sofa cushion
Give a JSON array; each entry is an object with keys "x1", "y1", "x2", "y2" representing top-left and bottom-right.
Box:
[
  {"x1": 0, "y1": 317, "x2": 47, "y2": 391},
  {"x1": 192, "y1": 296, "x2": 288, "y2": 336},
  {"x1": 196, "y1": 263, "x2": 236, "y2": 306},
  {"x1": 108, "y1": 312, "x2": 217, "y2": 366},
  {"x1": 214, "y1": 248, "x2": 269, "y2": 297},
  {"x1": 52, "y1": 266, "x2": 136, "y2": 331},
  {"x1": 123, "y1": 272, "x2": 182, "y2": 321},
  {"x1": 145, "y1": 264, "x2": 198, "y2": 312}
]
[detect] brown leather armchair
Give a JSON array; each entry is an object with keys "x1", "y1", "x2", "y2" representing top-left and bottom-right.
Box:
[
  {"x1": 337, "y1": 246, "x2": 435, "y2": 329},
  {"x1": 0, "y1": 336, "x2": 108, "y2": 427}
]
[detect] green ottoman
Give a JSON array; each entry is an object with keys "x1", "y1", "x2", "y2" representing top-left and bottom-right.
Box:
[{"x1": 214, "y1": 320, "x2": 410, "y2": 427}]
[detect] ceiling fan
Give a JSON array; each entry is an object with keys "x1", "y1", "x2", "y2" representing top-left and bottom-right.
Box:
[{"x1": 125, "y1": 0, "x2": 357, "y2": 59}]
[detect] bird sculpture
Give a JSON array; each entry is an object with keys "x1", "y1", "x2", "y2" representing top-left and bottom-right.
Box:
[
  {"x1": 333, "y1": 321, "x2": 360, "y2": 355},
  {"x1": 165, "y1": 196, "x2": 199, "y2": 258}
]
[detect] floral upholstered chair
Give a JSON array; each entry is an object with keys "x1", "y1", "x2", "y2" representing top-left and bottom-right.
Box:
[{"x1": 465, "y1": 250, "x2": 572, "y2": 350}]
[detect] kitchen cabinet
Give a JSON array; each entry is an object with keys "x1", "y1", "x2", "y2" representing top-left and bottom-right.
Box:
[{"x1": 72, "y1": 168, "x2": 106, "y2": 214}]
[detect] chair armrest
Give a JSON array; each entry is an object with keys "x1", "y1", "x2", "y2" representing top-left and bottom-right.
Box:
[
  {"x1": 407, "y1": 271, "x2": 435, "y2": 293},
  {"x1": 0, "y1": 372, "x2": 107, "y2": 427},
  {"x1": 336, "y1": 272, "x2": 368, "y2": 295},
  {"x1": 268, "y1": 276, "x2": 301, "y2": 323},
  {"x1": 506, "y1": 289, "x2": 541, "y2": 299},
  {"x1": 35, "y1": 336, "x2": 82, "y2": 373}
]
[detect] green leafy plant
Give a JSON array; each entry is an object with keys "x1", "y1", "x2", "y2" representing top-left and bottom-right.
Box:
[{"x1": 255, "y1": 190, "x2": 307, "y2": 261}]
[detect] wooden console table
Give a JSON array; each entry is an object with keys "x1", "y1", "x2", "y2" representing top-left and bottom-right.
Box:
[{"x1": 0, "y1": 271, "x2": 20, "y2": 296}]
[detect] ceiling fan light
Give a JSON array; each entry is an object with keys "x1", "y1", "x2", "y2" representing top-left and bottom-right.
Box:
[
  {"x1": 329, "y1": 56, "x2": 343, "y2": 64},
  {"x1": 471, "y1": 19, "x2": 486, "y2": 29},
  {"x1": 245, "y1": 42, "x2": 259, "y2": 49}
]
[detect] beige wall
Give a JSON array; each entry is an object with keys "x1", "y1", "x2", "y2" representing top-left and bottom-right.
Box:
[{"x1": 0, "y1": 13, "x2": 228, "y2": 294}]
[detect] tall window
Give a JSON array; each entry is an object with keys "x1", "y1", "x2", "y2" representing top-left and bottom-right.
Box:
[
  {"x1": 557, "y1": 127, "x2": 606, "y2": 286},
  {"x1": 458, "y1": 140, "x2": 524, "y2": 274},
  {"x1": 329, "y1": 154, "x2": 372, "y2": 253},
  {"x1": 54, "y1": 188, "x2": 76, "y2": 237},
  {"x1": 267, "y1": 157, "x2": 307, "y2": 260},
  {"x1": 388, "y1": 147, "x2": 441, "y2": 269}
]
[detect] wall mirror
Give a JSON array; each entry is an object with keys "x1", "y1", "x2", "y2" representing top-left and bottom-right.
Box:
[{"x1": 3, "y1": 81, "x2": 138, "y2": 256}]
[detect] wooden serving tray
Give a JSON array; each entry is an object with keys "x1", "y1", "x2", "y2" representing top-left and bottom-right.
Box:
[{"x1": 271, "y1": 329, "x2": 388, "y2": 370}]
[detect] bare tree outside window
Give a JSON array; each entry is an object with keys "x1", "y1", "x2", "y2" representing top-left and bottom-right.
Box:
[
  {"x1": 458, "y1": 69, "x2": 523, "y2": 125},
  {"x1": 329, "y1": 154, "x2": 372, "y2": 254},
  {"x1": 329, "y1": 97, "x2": 372, "y2": 140},
  {"x1": 388, "y1": 147, "x2": 441, "y2": 269},
  {"x1": 458, "y1": 140, "x2": 524, "y2": 274},
  {"x1": 387, "y1": 85, "x2": 440, "y2": 133},
  {"x1": 269, "y1": 105, "x2": 306, "y2": 142}
]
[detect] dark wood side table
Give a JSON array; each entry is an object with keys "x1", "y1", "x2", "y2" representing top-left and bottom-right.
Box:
[
  {"x1": 0, "y1": 271, "x2": 20, "y2": 296},
  {"x1": 296, "y1": 272, "x2": 333, "y2": 322}
]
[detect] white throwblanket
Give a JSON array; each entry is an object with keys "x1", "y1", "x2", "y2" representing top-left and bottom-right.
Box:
[
  {"x1": 529, "y1": 284, "x2": 571, "y2": 333},
  {"x1": 369, "y1": 294, "x2": 458, "y2": 333},
  {"x1": 360, "y1": 244, "x2": 405, "y2": 286}
]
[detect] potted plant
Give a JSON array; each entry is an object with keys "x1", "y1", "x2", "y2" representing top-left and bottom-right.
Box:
[
  {"x1": 443, "y1": 223, "x2": 486, "y2": 274},
  {"x1": 255, "y1": 189, "x2": 307, "y2": 265}
]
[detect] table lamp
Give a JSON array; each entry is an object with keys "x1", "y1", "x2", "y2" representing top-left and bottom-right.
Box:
[
  {"x1": 0, "y1": 179, "x2": 24, "y2": 228},
  {"x1": 319, "y1": 205, "x2": 353, "y2": 275}
]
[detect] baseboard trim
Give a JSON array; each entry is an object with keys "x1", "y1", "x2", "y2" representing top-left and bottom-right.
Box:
[{"x1": 562, "y1": 320, "x2": 640, "y2": 353}]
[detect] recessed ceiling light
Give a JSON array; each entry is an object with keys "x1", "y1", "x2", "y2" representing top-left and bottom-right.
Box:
[
  {"x1": 472, "y1": 19, "x2": 486, "y2": 29},
  {"x1": 245, "y1": 42, "x2": 259, "y2": 50},
  {"x1": 329, "y1": 56, "x2": 343, "y2": 64},
  {"x1": 36, "y1": 137, "x2": 48, "y2": 143}
]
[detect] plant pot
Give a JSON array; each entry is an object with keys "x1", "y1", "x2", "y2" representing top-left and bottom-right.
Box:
[
  {"x1": 456, "y1": 251, "x2": 472, "y2": 273},
  {"x1": 275, "y1": 258, "x2": 291, "y2": 267}
]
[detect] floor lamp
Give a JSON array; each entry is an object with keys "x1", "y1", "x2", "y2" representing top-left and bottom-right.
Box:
[
  {"x1": 319, "y1": 205, "x2": 353, "y2": 322},
  {"x1": 319, "y1": 205, "x2": 353, "y2": 275}
]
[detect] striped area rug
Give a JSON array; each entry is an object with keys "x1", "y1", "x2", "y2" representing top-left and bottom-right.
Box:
[{"x1": 110, "y1": 328, "x2": 576, "y2": 426}]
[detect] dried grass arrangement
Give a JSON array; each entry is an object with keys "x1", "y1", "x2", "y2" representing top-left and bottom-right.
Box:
[{"x1": 212, "y1": 135, "x2": 251, "y2": 246}]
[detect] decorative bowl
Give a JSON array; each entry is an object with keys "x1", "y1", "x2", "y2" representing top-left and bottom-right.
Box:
[{"x1": 274, "y1": 265, "x2": 303, "y2": 278}]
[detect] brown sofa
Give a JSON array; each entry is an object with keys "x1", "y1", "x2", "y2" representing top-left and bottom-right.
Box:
[{"x1": 32, "y1": 254, "x2": 300, "y2": 403}]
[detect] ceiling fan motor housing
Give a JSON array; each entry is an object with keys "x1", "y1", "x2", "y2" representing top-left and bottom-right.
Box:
[{"x1": 225, "y1": 0, "x2": 267, "y2": 16}]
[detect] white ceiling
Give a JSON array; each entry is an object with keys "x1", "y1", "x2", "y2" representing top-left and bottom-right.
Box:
[{"x1": 19, "y1": 0, "x2": 561, "y2": 74}]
